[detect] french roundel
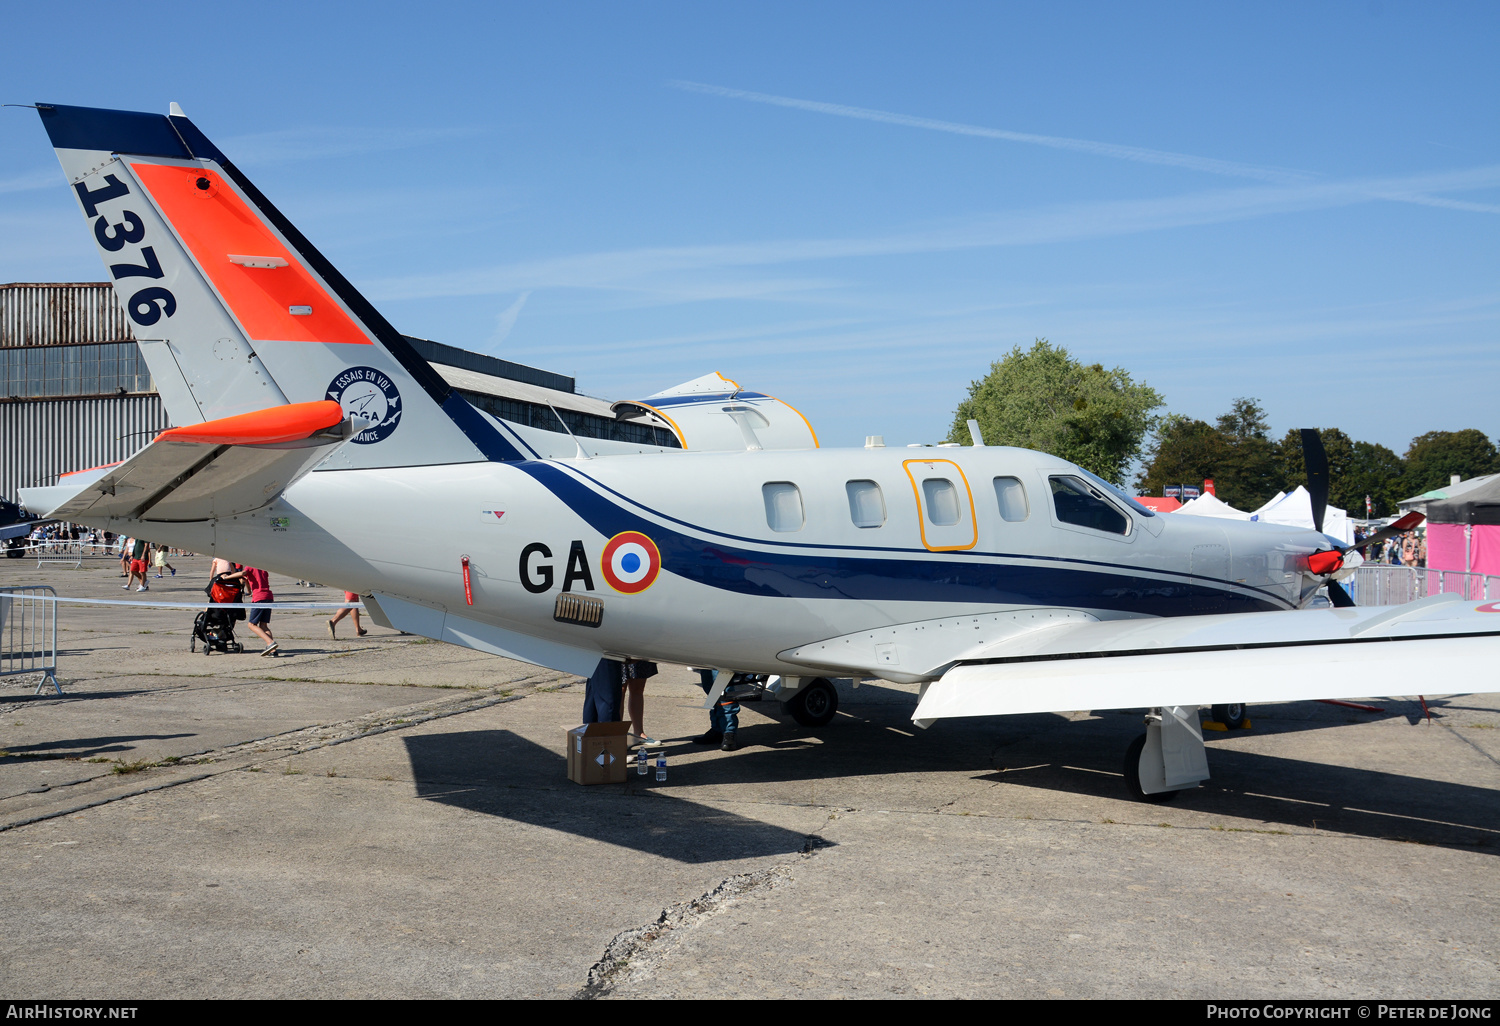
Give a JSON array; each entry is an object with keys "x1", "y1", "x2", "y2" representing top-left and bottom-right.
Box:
[{"x1": 601, "y1": 531, "x2": 662, "y2": 594}]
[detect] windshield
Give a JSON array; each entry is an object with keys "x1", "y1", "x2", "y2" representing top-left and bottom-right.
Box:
[{"x1": 1073, "y1": 466, "x2": 1155, "y2": 517}]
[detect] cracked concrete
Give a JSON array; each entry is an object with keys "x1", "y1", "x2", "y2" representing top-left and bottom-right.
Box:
[{"x1": 3, "y1": 557, "x2": 1499, "y2": 998}]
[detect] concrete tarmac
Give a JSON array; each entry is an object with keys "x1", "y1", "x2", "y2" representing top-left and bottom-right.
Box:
[{"x1": 2, "y1": 556, "x2": 1497, "y2": 999}]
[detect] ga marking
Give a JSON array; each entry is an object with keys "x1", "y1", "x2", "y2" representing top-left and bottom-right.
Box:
[{"x1": 517, "y1": 534, "x2": 661, "y2": 596}]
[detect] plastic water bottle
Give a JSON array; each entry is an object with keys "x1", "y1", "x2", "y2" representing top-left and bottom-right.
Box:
[
  {"x1": 637, "y1": 748, "x2": 648, "y2": 776},
  {"x1": 655, "y1": 753, "x2": 667, "y2": 782}
]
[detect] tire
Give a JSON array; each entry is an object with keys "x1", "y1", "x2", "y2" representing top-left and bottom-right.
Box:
[
  {"x1": 785, "y1": 677, "x2": 838, "y2": 728},
  {"x1": 1123, "y1": 733, "x2": 1179, "y2": 803},
  {"x1": 1211, "y1": 703, "x2": 1247, "y2": 730},
  {"x1": 189, "y1": 638, "x2": 196, "y2": 652}
]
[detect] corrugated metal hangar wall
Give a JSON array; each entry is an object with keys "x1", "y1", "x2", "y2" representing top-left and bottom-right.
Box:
[{"x1": 1, "y1": 283, "x2": 170, "y2": 502}]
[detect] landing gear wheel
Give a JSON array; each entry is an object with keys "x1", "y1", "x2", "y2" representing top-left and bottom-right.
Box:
[
  {"x1": 1123, "y1": 733, "x2": 1180, "y2": 803},
  {"x1": 1211, "y1": 703, "x2": 1247, "y2": 730},
  {"x1": 783, "y1": 677, "x2": 838, "y2": 727}
]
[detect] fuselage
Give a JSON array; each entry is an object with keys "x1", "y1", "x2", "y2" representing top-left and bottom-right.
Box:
[{"x1": 116, "y1": 443, "x2": 1330, "y2": 679}]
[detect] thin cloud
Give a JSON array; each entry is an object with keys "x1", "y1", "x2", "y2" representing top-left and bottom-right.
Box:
[
  {"x1": 670, "y1": 81, "x2": 1313, "y2": 185},
  {"x1": 671, "y1": 81, "x2": 1500, "y2": 214},
  {"x1": 366, "y1": 163, "x2": 1500, "y2": 302},
  {"x1": 0, "y1": 168, "x2": 58, "y2": 194},
  {"x1": 487, "y1": 290, "x2": 532, "y2": 349}
]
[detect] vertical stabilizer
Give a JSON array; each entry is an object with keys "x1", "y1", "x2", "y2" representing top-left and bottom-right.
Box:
[{"x1": 36, "y1": 102, "x2": 524, "y2": 468}]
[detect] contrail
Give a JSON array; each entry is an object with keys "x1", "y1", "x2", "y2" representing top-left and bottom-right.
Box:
[{"x1": 670, "y1": 80, "x2": 1314, "y2": 185}]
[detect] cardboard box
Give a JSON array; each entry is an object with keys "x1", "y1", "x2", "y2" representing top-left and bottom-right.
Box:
[{"x1": 566, "y1": 721, "x2": 630, "y2": 784}]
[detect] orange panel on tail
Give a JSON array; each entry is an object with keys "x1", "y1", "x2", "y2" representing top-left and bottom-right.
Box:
[
  {"x1": 130, "y1": 163, "x2": 371, "y2": 346},
  {"x1": 156, "y1": 400, "x2": 345, "y2": 446}
]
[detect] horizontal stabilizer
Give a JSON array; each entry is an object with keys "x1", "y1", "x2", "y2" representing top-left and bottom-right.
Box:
[
  {"x1": 912, "y1": 595, "x2": 1500, "y2": 725},
  {"x1": 20, "y1": 401, "x2": 357, "y2": 523}
]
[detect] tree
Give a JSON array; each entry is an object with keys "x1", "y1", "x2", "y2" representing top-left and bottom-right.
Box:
[
  {"x1": 948, "y1": 340, "x2": 1163, "y2": 484},
  {"x1": 1340, "y1": 441, "x2": 1406, "y2": 517},
  {"x1": 1134, "y1": 416, "x2": 1231, "y2": 498},
  {"x1": 1275, "y1": 427, "x2": 1355, "y2": 498},
  {"x1": 1402, "y1": 429, "x2": 1499, "y2": 496},
  {"x1": 1134, "y1": 398, "x2": 1279, "y2": 510}
]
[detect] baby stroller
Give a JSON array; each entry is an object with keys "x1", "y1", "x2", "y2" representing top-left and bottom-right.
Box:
[{"x1": 191, "y1": 572, "x2": 245, "y2": 654}]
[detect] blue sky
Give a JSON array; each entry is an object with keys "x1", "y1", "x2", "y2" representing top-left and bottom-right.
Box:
[{"x1": 2, "y1": 2, "x2": 1496, "y2": 460}]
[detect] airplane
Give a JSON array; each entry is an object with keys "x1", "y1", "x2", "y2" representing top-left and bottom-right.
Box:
[{"x1": 16, "y1": 101, "x2": 1500, "y2": 802}]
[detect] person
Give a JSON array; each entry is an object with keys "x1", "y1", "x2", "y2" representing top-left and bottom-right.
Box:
[
  {"x1": 223, "y1": 565, "x2": 277, "y2": 656},
  {"x1": 327, "y1": 592, "x2": 367, "y2": 638},
  {"x1": 151, "y1": 542, "x2": 176, "y2": 578},
  {"x1": 581, "y1": 658, "x2": 624, "y2": 724},
  {"x1": 693, "y1": 668, "x2": 742, "y2": 751},
  {"x1": 621, "y1": 658, "x2": 658, "y2": 748},
  {"x1": 124, "y1": 536, "x2": 150, "y2": 591},
  {"x1": 118, "y1": 535, "x2": 131, "y2": 578}
]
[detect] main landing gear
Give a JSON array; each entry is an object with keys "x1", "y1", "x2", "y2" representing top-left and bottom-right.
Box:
[
  {"x1": 707, "y1": 674, "x2": 842, "y2": 729},
  {"x1": 1123, "y1": 706, "x2": 1211, "y2": 803}
]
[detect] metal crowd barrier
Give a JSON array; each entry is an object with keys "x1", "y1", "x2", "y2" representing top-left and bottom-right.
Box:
[
  {"x1": 1348, "y1": 565, "x2": 1500, "y2": 606},
  {"x1": 0, "y1": 586, "x2": 60, "y2": 695}
]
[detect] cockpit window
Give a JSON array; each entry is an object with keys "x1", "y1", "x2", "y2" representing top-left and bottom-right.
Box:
[
  {"x1": 1073, "y1": 466, "x2": 1155, "y2": 517},
  {"x1": 1050, "y1": 476, "x2": 1130, "y2": 535}
]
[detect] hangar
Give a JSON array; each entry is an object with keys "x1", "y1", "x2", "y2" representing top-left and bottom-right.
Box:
[{"x1": 0, "y1": 281, "x2": 678, "y2": 505}]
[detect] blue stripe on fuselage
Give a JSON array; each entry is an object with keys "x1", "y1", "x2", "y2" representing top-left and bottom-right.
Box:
[{"x1": 517, "y1": 462, "x2": 1289, "y2": 616}]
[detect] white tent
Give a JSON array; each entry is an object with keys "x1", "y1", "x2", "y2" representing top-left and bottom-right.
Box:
[
  {"x1": 1250, "y1": 486, "x2": 1353, "y2": 544},
  {"x1": 1175, "y1": 493, "x2": 1251, "y2": 520}
]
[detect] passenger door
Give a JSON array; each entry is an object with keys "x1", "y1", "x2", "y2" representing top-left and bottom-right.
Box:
[{"x1": 903, "y1": 459, "x2": 977, "y2": 551}]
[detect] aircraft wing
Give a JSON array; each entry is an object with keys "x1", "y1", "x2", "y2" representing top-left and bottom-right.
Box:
[
  {"x1": 906, "y1": 595, "x2": 1500, "y2": 726},
  {"x1": 19, "y1": 400, "x2": 358, "y2": 523}
]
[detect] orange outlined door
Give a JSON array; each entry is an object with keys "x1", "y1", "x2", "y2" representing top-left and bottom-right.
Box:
[{"x1": 903, "y1": 459, "x2": 978, "y2": 551}]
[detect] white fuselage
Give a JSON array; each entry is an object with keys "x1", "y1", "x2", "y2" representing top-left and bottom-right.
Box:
[{"x1": 133, "y1": 444, "x2": 1327, "y2": 679}]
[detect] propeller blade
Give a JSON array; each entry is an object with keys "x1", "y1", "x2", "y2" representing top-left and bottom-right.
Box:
[
  {"x1": 1300, "y1": 428, "x2": 1329, "y2": 535},
  {"x1": 1326, "y1": 579, "x2": 1356, "y2": 608},
  {"x1": 1348, "y1": 510, "x2": 1425, "y2": 553}
]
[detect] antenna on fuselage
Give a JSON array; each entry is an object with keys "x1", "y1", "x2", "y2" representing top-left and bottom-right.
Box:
[
  {"x1": 548, "y1": 403, "x2": 592, "y2": 460},
  {"x1": 967, "y1": 419, "x2": 986, "y2": 446}
]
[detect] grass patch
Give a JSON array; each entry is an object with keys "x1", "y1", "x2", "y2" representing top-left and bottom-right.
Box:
[
  {"x1": 325, "y1": 769, "x2": 337, "y2": 777},
  {"x1": 246, "y1": 767, "x2": 264, "y2": 773},
  {"x1": 111, "y1": 759, "x2": 153, "y2": 775},
  {"x1": 137, "y1": 630, "x2": 154, "y2": 634},
  {"x1": 84, "y1": 756, "x2": 112, "y2": 764},
  {"x1": 282, "y1": 766, "x2": 303, "y2": 776},
  {"x1": 1469, "y1": 722, "x2": 1495, "y2": 730}
]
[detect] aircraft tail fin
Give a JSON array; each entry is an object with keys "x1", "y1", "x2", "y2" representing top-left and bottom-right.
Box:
[{"x1": 35, "y1": 102, "x2": 524, "y2": 469}]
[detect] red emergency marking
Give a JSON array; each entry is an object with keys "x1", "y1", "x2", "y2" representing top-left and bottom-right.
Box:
[{"x1": 461, "y1": 554, "x2": 473, "y2": 606}]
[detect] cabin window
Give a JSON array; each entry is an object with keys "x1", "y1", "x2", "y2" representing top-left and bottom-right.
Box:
[
  {"x1": 922, "y1": 478, "x2": 961, "y2": 526},
  {"x1": 762, "y1": 482, "x2": 805, "y2": 532},
  {"x1": 1049, "y1": 476, "x2": 1129, "y2": 535},
  {"x1": 845, "y1": 480, "x2": 886, "y2": 528},
  {"x1": 992, "y1": 476, "x2": 1029, "y2": 522}
]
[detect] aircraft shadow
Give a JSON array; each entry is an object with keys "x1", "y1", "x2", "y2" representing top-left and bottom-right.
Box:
[
  {"x1": 683, "y1": 700, "x2": 1500, "y2": 856},
  {"x1": 402, "y1": 729, "x2": 823, "y2": 864},
  {"x1": 0, "y1": 732, "x2": 197, "y2": 759}
]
